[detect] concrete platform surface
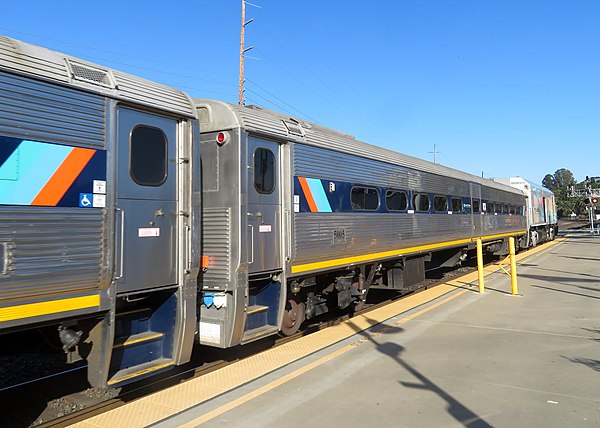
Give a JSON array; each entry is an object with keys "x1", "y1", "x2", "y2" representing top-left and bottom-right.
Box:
[{"x1": 75, "y1": 231, "x2": 600, "y2": 428}]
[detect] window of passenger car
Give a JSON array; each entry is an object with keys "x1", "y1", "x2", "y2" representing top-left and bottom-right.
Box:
[
  {"x1": 502, "y1": 204, "x2": 509, "y2": 214},
  {"x1": 509, "y1": 205, "x2": 516, "y2": 215},
  {"x1": 413, "y1": 193, "x2": 430, "y2": 212},
  {"x1": 130, "y1": 125, "x2": 167, "y2": 186},
  {"x1": 385, "y1": 190, "x2": 408, "y2": 211},
  {"x1": 495, "y1": 203, "x2": 503, "y2": 214},
  {"x1": 451, "y1": 198, "x2": 463, "y2": 212},
  {"x1": 433, "y1": 195, "x2": 448, "y2": 212},
  {"x1": 351, "y1": 186, "x2": 380, "y2": 211},
  {"x1": 472, "y1": 199, "x2": 480, "y2": 213},
  {"x1": 254, "y1": 148, "x2": 275, "y2": 194}
]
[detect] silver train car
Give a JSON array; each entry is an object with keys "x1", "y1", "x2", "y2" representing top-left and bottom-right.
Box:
[
  {"x1": 196, "y1": 100, "x2": 527, "y2": 347},
  {"x1": 0, "y1": 36, "x2": 527, "y2": 388},
  {"x1": 494, "y1": 176, "x2": 558, "y2": 246},
  {"x1": 0, "y1": 36, "x2": 201, "y2": 387}
]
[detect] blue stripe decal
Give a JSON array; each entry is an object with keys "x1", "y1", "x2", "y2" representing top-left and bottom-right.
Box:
[
  {"x1": 306, "y1": 178, "x2": 332, "y2": 212},
  {"x1": 0, "y1": 140, "x2": 72, "y2": 205}
]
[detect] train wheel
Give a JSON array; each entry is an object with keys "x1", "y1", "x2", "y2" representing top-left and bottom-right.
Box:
[{"x1": 281, "y1": 300, "x2": 305, "y2": 336}]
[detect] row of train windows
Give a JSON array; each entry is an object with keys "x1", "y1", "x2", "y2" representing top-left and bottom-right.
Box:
[{"x1": 351, "y1": 186, "x2": 522, "y2": 215}]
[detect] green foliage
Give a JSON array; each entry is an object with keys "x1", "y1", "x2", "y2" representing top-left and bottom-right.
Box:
[{"x1": 542, "y1": 168, "x2": 580, "y2": 217}]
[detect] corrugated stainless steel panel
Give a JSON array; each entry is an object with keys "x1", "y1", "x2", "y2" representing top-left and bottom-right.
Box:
[
  {"x1": 294, "y1": 143, "x2": 471, "y2": 195},
  {"x1": 292, "y1": 213, "x2": 472, "y2": 265},
  {"x1": 112, "y1": 70, "x2": 195, "y2": 117},
  {"x1": 0, "y1": 71, "x2": 106, "y2": 148},
  {"x1": 0, "y1": 207, "x2": 107, "y2": 300},
  {"x1": 0, "y1": 36, "x2": 69, "y2": 83},
  {"x1": 202, "y1": 208, "x2": 231, "y2": 284}
]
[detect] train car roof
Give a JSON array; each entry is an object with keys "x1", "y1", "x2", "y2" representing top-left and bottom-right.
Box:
[
  {"x1": 494, "y1": 177, "x2": 555, "y2": 197},
  {"x1": 0, "y1": 36, "x2": 196, "y2": 117},
  {"x1": 195, "y1": 98, "x2": 523, "y2": 196}
]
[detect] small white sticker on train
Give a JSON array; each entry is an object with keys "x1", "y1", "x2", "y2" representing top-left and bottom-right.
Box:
[
  {"x1": 138, "y1": 227, "x2": 160, "y2": 237},
  {"x1": 259, "y1": 224, "x2": 272, "y2": 233}
]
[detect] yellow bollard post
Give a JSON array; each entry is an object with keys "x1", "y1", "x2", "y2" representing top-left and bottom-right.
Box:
[
  {"x1": 476, "y1": 238, "x2": 484, "y2": 293},
  {"x1": 509, "y1": 237, "x2": 519, "y2": 295}
]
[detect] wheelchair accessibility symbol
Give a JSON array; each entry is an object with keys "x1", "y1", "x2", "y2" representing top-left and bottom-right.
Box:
[{"x1": 79, "y1": 193, "x2": 93, "y2": 208}]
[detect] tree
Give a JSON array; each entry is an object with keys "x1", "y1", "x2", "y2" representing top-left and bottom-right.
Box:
[{"x1": 542, "y1": 168, "x2": 578, "y2": 217}]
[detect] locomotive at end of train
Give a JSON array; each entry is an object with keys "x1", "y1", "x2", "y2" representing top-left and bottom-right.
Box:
[{"x1": 0, "y1": 36, "x2": 557, "y2": 389}]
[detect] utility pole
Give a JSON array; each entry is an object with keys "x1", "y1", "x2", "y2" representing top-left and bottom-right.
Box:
[{"x1": 238, "y1": 0, "x2": 254, "y2": 105}]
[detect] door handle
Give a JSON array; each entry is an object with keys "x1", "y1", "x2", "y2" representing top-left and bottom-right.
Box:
[
  {"x1": 248, "y1": 224, "x2": 254, "y2": 264},
  {"x1": 114, "y1": 207, "x2": 125, "y2": 280}
]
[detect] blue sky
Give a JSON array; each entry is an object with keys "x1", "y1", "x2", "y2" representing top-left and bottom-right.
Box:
[{"x1": 2, "y1": 1, "x2": 598, "y2": 185}]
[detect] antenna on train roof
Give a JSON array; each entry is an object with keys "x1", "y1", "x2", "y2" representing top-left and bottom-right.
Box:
[
  {"x1": 428, "y1": 144, "x2": 442, "y2": 164},
  {"x1": 239, "y1": 0, "x2": 257, "y2": 105}
]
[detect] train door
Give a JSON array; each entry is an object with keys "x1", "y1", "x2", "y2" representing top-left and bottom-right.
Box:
[
  {"x1": 470, "y1": 183, "x2": 482, "y2": 237},
  {"x1": 247, "y1": 136, "x2": 281, "y2": 273},
  {"x1": 115, "y1": 108, "x2": 178, "y2": 293}
]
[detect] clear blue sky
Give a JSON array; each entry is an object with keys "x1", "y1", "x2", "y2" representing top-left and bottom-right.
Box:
[{"x1": 2, "y1": 1, "x2": 598, "y2": 185}]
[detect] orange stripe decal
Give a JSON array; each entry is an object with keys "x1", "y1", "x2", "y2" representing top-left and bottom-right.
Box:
[
  {"x1": 31, "y1": 147, "x2": 96, "y2": 206},
  {"x1": 298, "y1": 176, "x2": 318, "y2": 212}
]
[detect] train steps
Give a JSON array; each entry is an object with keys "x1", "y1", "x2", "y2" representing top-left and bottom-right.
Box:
[
  {"x1": 107, "y1": 294, "x2": 176, "y2": 386},
  {"x1": 241, "y1": 302, "x2": 278, "y2": 344}
]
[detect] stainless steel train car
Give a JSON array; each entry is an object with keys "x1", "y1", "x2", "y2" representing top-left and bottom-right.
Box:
[
  {"x1": 0, "y1": 36, "x2": 527, "y2": 389},
  {"x1": 0, "y1": 36, "x2": 201, "y2": 387},
  {"x1": 196, "y1": 100, "x2": 527, "y2": 347},
  {"x1": 494, "y1": 177, "x2": 558, "y2": 246}
]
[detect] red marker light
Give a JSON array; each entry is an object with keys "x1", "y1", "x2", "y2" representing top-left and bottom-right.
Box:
[
  {"x1": 592, "y1": 197, "x2": 598, "y2": 204},
  {"x1": 216, "y1": 132, "x2": 229, "y2": 145}
]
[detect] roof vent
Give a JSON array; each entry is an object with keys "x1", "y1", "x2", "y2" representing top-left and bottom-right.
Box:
[
  {"x1": 67, "y1": 60, "x2": 114, "y2": 88},
  {"x1": 283, "y1": 119, "x2": 304, "y2": 137}
]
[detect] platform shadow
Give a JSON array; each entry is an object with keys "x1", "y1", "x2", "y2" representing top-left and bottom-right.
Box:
[
  {"x1": 346, "y1": 316, "x2": 492, "y2": 427},
  {"x1": 562, "y1": 356, "x2": 600, "y2": 373}
]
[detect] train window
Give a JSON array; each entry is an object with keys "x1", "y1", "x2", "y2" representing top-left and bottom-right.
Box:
[
  {"x1": 502, "y1": 204, "x2": 509, "y2": 214},
  {"x1": 451, "y1": 198, "x2": 463, "y2": 212},
  {"x1": 413, "y1": 193, "x2": 430, "y2": 212},
  {"x1": 433, "y1": 195, "x2": 448, "y2": 212},
  {"x1": 386, "y1": 190, "x2": 408, "y2": 211},
  {"x1": 351, "y1": 186, "x2": 379, "y2": 211},
  {"x1": 473, "y1": 200, "x2": 480, "y2": 213},
  {"x1": 130, "y1": 125, "x2": 167, "y2": 186},
  {"x1": 509, "y1": 205, "x2": 516, "y2": 215},
  {"x1": 254, "y1": 148, "x2": 275, "y2": 194},
  {"x1": 495, "y1": 203, "x2": 503, "y2": 214},
  {"x1": 486, "y1": 202, "x2": 493, "y2": 213}
]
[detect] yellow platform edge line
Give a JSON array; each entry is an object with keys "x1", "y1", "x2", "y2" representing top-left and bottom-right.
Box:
[
  {"x1": 0, "y1": 294, "x2": 100, "y2": 323},
  {"x1": 73, "y1": 237, "x2": 561, "y2": 428},
  {"x1": 292, "y1": 230, "x2": 527, "y2": 273}
]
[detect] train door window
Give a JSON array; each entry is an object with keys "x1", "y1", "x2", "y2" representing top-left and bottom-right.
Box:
[
  {"x1": 386, "y1": 190, "x2": 408, "y2": 211},
  {"x1": 351, "y1": 186, "x2": 379, "y2": 211},
  {"x1": 473, "y1": 199, "x2": 480, "y2": 213},
  {"x1": 413, "y1": 193, "x2": 430, "y2": 212},
  {"x1": 451, "y1": 197, "x2": 463, "y2": 212},
  {"x1": 130, "y1": 125, "x2": 167, "y2": 186},
  {"x1": 433, "y1": 195, "x2": 448, "y2": 212},
  {"x1": 254, "y1": 148, "x2": 275, "y2": 194}
]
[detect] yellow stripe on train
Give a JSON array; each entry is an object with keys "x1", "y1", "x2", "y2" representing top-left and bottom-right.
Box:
[
  {"x1": 0, "y1": 294, "x2": 101, "y2": 322},
  {"x1": 291, "y1": 231, "x2": 526, "y2": 274}
]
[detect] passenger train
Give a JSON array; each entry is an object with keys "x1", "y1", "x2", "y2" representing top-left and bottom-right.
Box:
[{"x1": 0, "y1": 37, "x2": 556, "y2": 388}]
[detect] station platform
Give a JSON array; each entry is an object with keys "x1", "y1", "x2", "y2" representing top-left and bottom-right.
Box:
[{"x1": 72, "y1": 231, "x2": 600, "y2": 428}]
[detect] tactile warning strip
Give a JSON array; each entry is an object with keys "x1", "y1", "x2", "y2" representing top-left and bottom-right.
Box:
[{"x1": 70, "y1": 238, "x2": 562, "y2": 428}]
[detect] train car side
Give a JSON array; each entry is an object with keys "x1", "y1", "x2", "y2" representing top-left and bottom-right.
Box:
[
  {"x1": 495, "y1": 176, "x2": 558, "y2": 246},
  {"x1": 196, "y1": 100, "x2": 527, "y2": 346},
  {"x1": 0, "y1": 37, "x2": 201, "y2": 388}
]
